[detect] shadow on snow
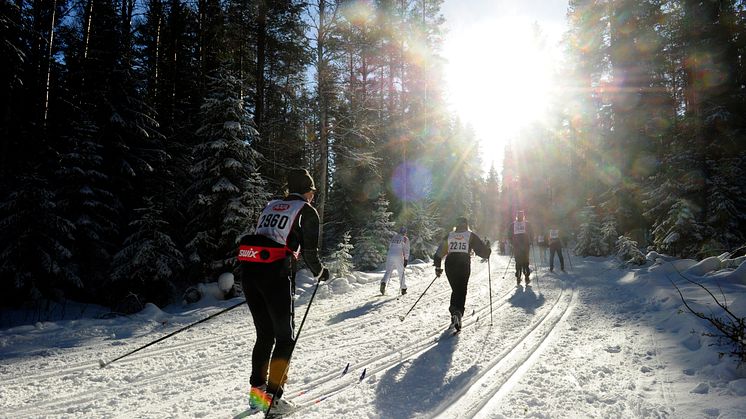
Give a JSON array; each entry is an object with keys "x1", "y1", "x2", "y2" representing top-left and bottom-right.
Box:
[{"x1": 373, "y1": 332, "x2": 478, "y2": 418}]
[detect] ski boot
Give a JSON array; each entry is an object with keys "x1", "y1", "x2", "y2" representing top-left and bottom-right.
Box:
[
  {"x1": 380, "y1": 283, "x2": 386, "y2": 295},
  {"x1": 400, "y1": 288, "x2": 407, "y2": 295}
]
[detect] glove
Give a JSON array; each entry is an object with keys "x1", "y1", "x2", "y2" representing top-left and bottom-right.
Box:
[
  {"x1": 485, "y1": 240, "x2": 491, "y2": 248},
  {"x1": 403, "y1": 259, "x2": 408, "y2": 267},
  {"x1": 318, "y1": 267, "x2": 330, "y2": 282},
  {"x1": 435, "y1": 267, "x2": 443, "y2": 277}
]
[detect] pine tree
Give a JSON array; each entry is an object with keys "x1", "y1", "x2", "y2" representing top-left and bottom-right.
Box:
[
  {"x1": 185, "y1": 69, "x2": 266, "y2": 280},
  {"x1": 408, "y1": 199, "x2": 438, "y2": 260},
  {"x1": 111, "y1": 198, "x2": 183, "y2": 307},
  {"x1": 354, "y1": 193, "x2": 395, "y2": 270},
  {"x1": 574, "y1": 204, "x2": 606, "y2": 257},
  {"x1": 651, "y1": 198, "x2": 705, "y2": 257},
  {"x1": 615, "y1": 235, "x2": 646, "y2": 265},
  {"x1": 326, "y1": 231, "x2": 354, "y2": 278},
  {"x1": 0, "y1": 175, "x2": 76, "y2": 304},
  {"x1": 600, "y1": 214, "x2": 618, "y2": 256}
]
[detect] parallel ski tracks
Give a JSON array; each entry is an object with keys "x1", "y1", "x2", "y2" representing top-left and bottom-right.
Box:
[
  {"x1": 4, "y1": 259, "x2": 514, "y2": 417},
  {"x1": 435, "y1": 283, "x2": 577, "y2": 418}
]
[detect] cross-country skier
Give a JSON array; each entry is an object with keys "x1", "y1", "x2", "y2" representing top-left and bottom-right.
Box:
[
  {"x1": 548, "y1": 226, "x2": 565, "y2": 272},
  {"x1": 380, "y1": 226, "x2": 411, "y2": 295},
  {"x1": 237, "y1": 168, "x2": 329, "y2": 415},
  {"x1": 508, "y1": 210, "x2": 533, "y2": 285},
  {"x1": 432, "y1": 217, "x2": 491, "y2": 331}
]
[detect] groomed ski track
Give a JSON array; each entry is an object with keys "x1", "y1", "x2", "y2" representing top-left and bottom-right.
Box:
[{"x1": 2, "y1": 255, "x2": 578, "y2": 418}]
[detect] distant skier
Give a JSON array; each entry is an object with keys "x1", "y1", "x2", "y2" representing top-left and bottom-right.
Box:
[
  {"x1": 433, "y1": 217, "x2": 491, "y2": 331},
  {"x1": 536, "y1": 233, "x2": 547, "y2": 264},
  {"x1": 508, "y1": 210, "x2": 533, "y2": 285},
  {"x1": 380, "y1": 226, "x2": 411, "y2": 295},
  {"x1": 548, "y1": 227, "x2": 565, "y2": 272},
  {"x1": 237, "y1": 168, "x2": 329, "y2": 414}
]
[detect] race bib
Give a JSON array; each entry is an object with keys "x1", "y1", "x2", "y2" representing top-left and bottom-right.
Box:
[
  {"x1": 447, "y1": 231, "x2": 471, "y2": 254},
  {"x1": 513, "y1": 221, "x2": 526, "y2": 235},
  {"x1": 255, "y1": 199, "x2": 307, "y2": 245},
  {"x1": 537, "y1": 235, "x2": 544, "y2": 243},
  {"x1": 549, "y1": 229, "x2": 559, "y2": 240}
]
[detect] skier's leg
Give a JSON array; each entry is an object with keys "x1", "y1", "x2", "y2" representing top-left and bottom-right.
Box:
[
  {"x1": 558, "y1": 247, "x2": 565, "y2": 270},
  {"x1": 262, "y1": 265, "x2": 296, "y2": 398},
  {"x1": 549, "y1": 247, "x2": 556, "y2": 271},
  {"x1": 397, "y1": 260, "x2": 407, "y2": 291},
  {"x1": 242, "y1": 266, "x2": 275, "y2": 388}
]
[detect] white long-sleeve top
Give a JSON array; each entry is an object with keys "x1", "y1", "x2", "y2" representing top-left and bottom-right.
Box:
[{"x1": 387, "y1": 233, "x2": 410, "y2": 261}]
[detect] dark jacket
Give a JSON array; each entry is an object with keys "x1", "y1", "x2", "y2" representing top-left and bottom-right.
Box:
[
  {"x1": 283, "y1": 194, "x2": 325, "y2": 276},
  {"x1": 507, "y1": 220, "x2": 533, "y2": 253},
  {"x1": 432, "y1": 229, "x2": 491, "y2": 269}
]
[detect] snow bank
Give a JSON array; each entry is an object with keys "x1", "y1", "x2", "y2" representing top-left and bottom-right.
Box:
[
  {"x1": 648, "y1": 258, "x2": 697, "y2": 274},
  {"x1": 728, "y1": 259, "x2": 746, "y2": 284},
  {"x1": 685, "y1": 256, "x2": 722, "y2": 276}
]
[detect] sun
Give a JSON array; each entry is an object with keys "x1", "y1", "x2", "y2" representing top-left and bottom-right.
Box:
[{"x1": 443, "y1": 17, "x2": 559, "y2": 172}]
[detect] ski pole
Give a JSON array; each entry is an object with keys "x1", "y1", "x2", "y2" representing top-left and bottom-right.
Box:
[
  {"x1": 501, "y1": 253, "x2": 513, "y2": 279},
  {"x1": 265, "y1": 278, "x2": 323, "y2": 418},
  {"x1": 99, "y1": 300, "x2": 245, "y2": 368},
  {"x1": 399, "y1": 275, "x2": 439, "y2": 322},
  {"x1": 487, "y1": 258, "x2": 493, "y2": 324}
]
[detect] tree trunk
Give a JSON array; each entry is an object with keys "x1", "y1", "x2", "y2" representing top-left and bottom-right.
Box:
[{"x1": 316, "y1": 0, "x2": 328, "y2": 247}]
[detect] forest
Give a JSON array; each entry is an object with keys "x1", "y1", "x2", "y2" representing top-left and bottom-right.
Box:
[{"x1": 1, "y1": 0, "x2": 744, "y2": 311}]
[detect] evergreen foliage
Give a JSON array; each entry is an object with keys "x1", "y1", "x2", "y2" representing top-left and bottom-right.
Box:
[
  {"x1": 185, "y1": 70, "x2": 266, "y2": 280},
  {"x1": 326, "y1": 231, "x2": 354, "y2": 278},
  {"x1": 111, "y1": 199, "x2": 183, "y2": 307},
  {"x1": 574, "y1": 205, "x2": 607, "y2": 257},
  {"x1": 408, "y1": 199, "x2": 439, "y2": 261},
  {"x1": 354, "y1": 193, "x2": 395, "y2": 270},
  {"x1": 615, "y1": 235, "x2": 646, "y2": 266}
]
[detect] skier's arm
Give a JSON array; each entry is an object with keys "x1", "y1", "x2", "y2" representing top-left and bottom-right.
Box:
[
  {"x1": 298, "y1": 205, "x2": 325, "y2": 276},
  {"x1": 470, "y1": 234, "x2": 491, "y2": 259},
  {"x1": 403, "y1": 236, "x2": 410, "y2": 261},
  {"x1": 432, "y1": 236, "x2": 448, "y2": 268}
]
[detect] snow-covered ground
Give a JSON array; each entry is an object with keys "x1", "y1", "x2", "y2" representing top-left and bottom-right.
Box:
[{"x1": 2, "y1": 252, "x2": 745, "y2": 418}]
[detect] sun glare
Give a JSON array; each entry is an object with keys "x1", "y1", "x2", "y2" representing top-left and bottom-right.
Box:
[{"x1": 443, "y1": 17, "x2": 559, "y2": 172}]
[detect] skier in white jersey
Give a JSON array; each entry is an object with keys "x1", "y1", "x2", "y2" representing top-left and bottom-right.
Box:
[
  {"x1": 432, "y1": 217, "x2": 491, "y2": 331},
  {"x1": 380, "y1": 226, "x2": 411, "y2": 295},
  {"x1": 237, "y1": 168, "x2": 329, "y2": 414}
]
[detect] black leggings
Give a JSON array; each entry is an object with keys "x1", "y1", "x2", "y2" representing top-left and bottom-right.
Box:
[
  {"x1": 241, "y1": 259, "x2": 295, "y2": 397},
  {"x1": 445, "y1": 260, "x2": 471, "y2": 316}
]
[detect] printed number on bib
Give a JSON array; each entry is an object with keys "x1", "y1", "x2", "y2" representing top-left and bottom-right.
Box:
[
  {"x1": 514, "y1": 221, "x2": 526, "y2": 235},
  {"x1": 549, "y1": 229, "x2": 559, "y2": 239},
  {"x1": 449, "y1": 242, "x2": 468, "y2": 251},
  {"x1": 258, "y1": 213, "x2": 289, "y2": 229}
]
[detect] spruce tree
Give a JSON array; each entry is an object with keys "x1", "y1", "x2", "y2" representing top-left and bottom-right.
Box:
[
  {"x1": 354, "y1": 193, "x2": 395, "y2": 270},
  {"x1": 185, "y1": 69, "x2": 266, "y2": 280},
  {"x1": 327, "y1": 231, "x2": 354, "y2": 278},
  {"x1": 408, "y1": 199, "x2": 439, "y2": 261},
  {"x1": 574, "y1": 204, "x2": 606, "y2": 257},
  {"x1": 111, "y1": 198, "x2": 183, "y2": 307},
  {"x1": 0, "y1": 175, "x2": 76, "y2": 305}
]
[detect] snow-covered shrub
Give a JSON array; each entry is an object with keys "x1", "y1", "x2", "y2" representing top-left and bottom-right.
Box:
[
  {"x1": 574, "y1": 205, "x2": 607, "y2": 257},
  {"x1": 408, "y1": 200, "x2": 438, "y2": 260},
  {"x1": 615, "y1": 235, "x2": 646, "y2": 265},
  {"x1": 327, "y1": 231, "x2": 354, "y2": 278},
  {"x1": 601, "y1": 215, "x2": 618, "y2": 255},
  {"x1": 651, "y1": 198, "x2": 705, "y2": 257},
  {"x1": 354, "y1": 194, "x2": 395, "y2": 270}
]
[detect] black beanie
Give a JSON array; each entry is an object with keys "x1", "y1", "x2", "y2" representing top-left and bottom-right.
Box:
[{"x1": 287, "y1": 168, "x2": 317, "y2": 193}]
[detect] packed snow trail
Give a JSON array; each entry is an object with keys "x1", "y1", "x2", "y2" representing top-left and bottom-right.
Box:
[{"x1": 2, "y1": 254, "x2": 745, "y2": 418}]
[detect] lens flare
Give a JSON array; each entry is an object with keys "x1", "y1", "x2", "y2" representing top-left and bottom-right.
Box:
[{"x1": 390, "y1": 162, "x2": 432, "y2": 202}]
